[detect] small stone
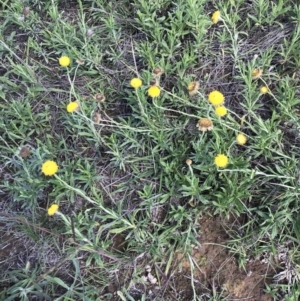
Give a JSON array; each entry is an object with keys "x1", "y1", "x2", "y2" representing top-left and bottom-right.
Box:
[
  {"x1": 145, "y1": 265, "x2": 151, "y2": 273},
  {"x1": 86, "y1": 28, "x2": 94, "y2": 37}
]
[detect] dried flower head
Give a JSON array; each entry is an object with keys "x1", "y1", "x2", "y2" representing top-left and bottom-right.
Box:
[
  {"x1": 22, "y1": 7, "x2": 31, "y2": 16},
  {"x1": 153, "y1": 67, "x2": 164, "y2": 77},
  {"x1": 66, "y1": 101, "x2": 79, "y2": 113},
  {"x1": 214, "y1": 154, "x2": 228, "y2": 168},
  {"x1": 208, "y1": 90, "x2": 225, "y2": 106},
  {"x1": 48, "y1": 204, "x2": 59, "y2": 216},
  {"x1": 212, "y1": 10, "x2": 221, "y2": 24},
  {"x1": 196, "y1": 118, "x2": 213, "y2": 132},
  {"x1": 130, "y1": 78, "x2": 142, "y2": 89},
  {"x1": 18, "y1": 145, "x2": 31, "y2": 158},
  {"x1": 187, "y1": 81, "x2": 200, "y2": 96},
  {"x1": 76, "y1": 58, "x2": 85, "y2": 65},
  {"x1": 94, "y1": 93, "x2": 106, "y2": 103},
  {"x1": 59, "y1": 56, "x2": 71, "y2": 67},
  {"x1": 236, "y1": 133, "x2": 247, "y2": 145},
  {"x1": 150, "y1": 78, "x2": 157, "y2": 86},
  {"x1": 215, "y1": 106, "x2": 227, "y2": 117},
  {"x1": 41, "y1": 160, "x2": 58, "y2": 176},
  {"x1": 148, "y1": 85, "x2": 160, "y2": 98},
  {"x1": 93, "y1": 112, "x2": 101, "y2": 124},
  {"x1": 251, "y1": 68, "x2": 263, "y2": 79},
  {"x1": 260, "y1": 86, "x2": 269, "y2": 94},
  {"x1": 186, "y1": 159, "x2": 192, "y2": 166}
]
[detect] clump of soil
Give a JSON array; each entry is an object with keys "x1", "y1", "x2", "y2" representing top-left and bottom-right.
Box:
[{"x1": 175, "y1": 215, "x2": 275, "y2": 301}]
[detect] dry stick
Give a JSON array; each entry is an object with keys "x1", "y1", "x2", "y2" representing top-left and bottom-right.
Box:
[
  {"x1": 131, "y1": 37, "x2": 140, "y2": 78},
  {"x1": 70, "y1": 215, "x2": 77, "y2": 243},
  {"x1": 66, "y1": 63, "x2": 80, "y2": 102},
  {"x1": 152, "y1": 98, "x2": 201, "y2": 120},
  {"x1": 79, "y1": 110, "x2": 152, "y2": 132},
  {"x1": 130, "y1": 38, "x2": 147, "y2": 117}
]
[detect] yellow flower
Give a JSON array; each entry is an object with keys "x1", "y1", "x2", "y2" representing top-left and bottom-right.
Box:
[
  {"x1": 48, "y1": 204, "x2": 59, "y2": 216},
  {"x1": 59, "y1": 56, "x2": 71, "y2": 67},
  {"x1": 251, "y1": 68, "x2": 263, "y2": 79},
  {"x1": 208, "y1": 90, "x2": 225, "y2": 106},
  {"x1": 130, "y1": 78, "x2": 142, "y2": 88},
  {"x1": 148, "y1": 85, "x2": 160, "y2": 97},
  {"x1": 260, "y1": 86, "x2": 269, "y2": 94},
  {"x1": 236, "y1": 133, "x2": 247, "y2": 145},
  {"x1": 41, "y1": 160, "x2": 58, "y2": 176},
  {"x1": 215, "y1": 106, "x2": 227, "y2": 117},
  {"x1": 187, "y1": 81, "x2": 200, "y2": 96},
  {"x1": 66, "y1": 101, "x2": 79, "y2": 113},
  {"x1": 212, "y1": 10, "x2": 221, "y2": 24},
  {"x1": 214, "y1": 154, "x2": 228, "y2": 168}
]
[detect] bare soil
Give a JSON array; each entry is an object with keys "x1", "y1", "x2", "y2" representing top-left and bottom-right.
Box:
[{"x1": 174, "y1": 215, "x2": 275, "y2": 301}]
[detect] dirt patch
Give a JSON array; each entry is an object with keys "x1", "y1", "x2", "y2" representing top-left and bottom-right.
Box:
[
  {"x1": 98, "y1": 214, "x2": 276, "y2": 301},
  {"x1": 175, "y1": 215, "x2": 275, "y2": 300}
]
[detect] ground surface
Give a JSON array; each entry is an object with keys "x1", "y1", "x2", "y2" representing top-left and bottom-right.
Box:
[{"x1": 1, "y1": 0, "x2": 300, "y2": 300}]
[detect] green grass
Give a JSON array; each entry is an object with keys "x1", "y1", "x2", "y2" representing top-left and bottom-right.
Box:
[{"x1": 1, "y1": 0, "x2": 300, "y2": 300}]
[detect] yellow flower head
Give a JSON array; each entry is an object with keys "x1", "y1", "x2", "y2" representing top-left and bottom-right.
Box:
[
  {"x1": 66, "y1": 101, "x2": 79, "y2": 113},
  {"x1": 212, "y1": 10, "x2": 221, "y2": 24},
  {"x1": 251, "y1": 68, "x2": 263, "y2": 79},
  {"x1": 42, "y1": 160, "x2": 58, "y2": 176},
  {"x1": 214, "y1": 154, "x2": 228, "y2": 168},
  {"x1": 59, "y1": 56, "x2": 71, "y2": 67},
  {"x1": 215, "y1": 106, "x2": 227, "y2": 117},
  {"x1": 187, "y1": 81, "x2": 200, "y2": 96},
  {"x1": 236, "y1": 133, "x2": 247, "y2": 145},
  {"x1": 48, "y1": 204, "x2": 59, "y2": 216},
  {"x1": 196, "y1": 118, "x2": 213, "y2": 132},
  {"x1": 208, "y1": 90, "x2": 225, "y2": 106},
  {"x1": 130, "y1": 78, "x2": 142, "y2": 89},
  {"x1": 260, "y1": 86, "x2": 269, "y2": 94},
  {"x1": 148, "y1": 85, "x2": 160, "y2": 98}
]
